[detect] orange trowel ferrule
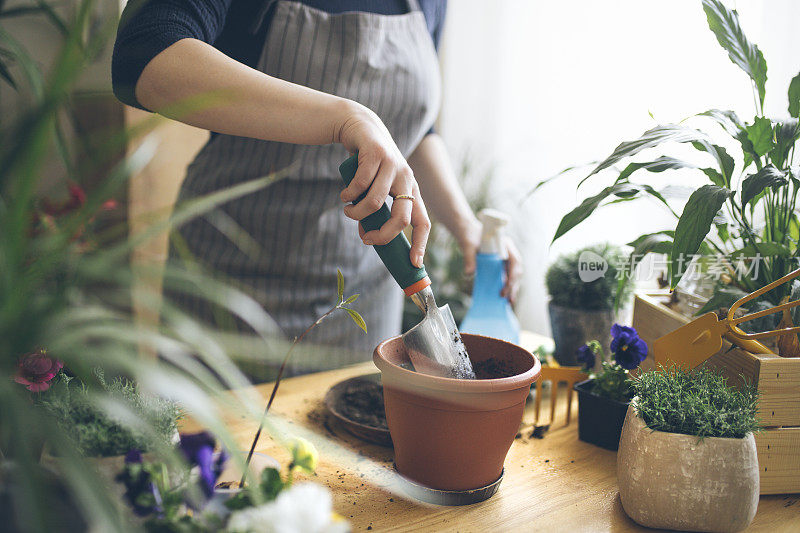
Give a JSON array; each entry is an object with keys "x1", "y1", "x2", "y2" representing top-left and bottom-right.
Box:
[{"x1": 403, "y1": 276, "x2": 431, "y2": 297}]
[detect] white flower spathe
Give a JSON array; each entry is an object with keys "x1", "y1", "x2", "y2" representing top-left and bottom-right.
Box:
[{"x1": 226, "y1": 482, "x2": 349, "y2": 533}]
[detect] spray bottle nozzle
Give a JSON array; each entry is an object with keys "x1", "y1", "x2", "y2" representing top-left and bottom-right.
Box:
[{"x1": 477, "y1": 208, "x2": 510, "y2": 256}]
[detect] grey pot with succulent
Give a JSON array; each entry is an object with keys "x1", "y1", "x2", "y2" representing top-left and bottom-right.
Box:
[{"x1": 545, "y1": 244, "x2": 631, "y2": 365}]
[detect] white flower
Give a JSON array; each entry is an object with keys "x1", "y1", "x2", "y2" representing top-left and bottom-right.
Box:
[{"x1": 226, "y1": 483, "x2": 349, "y2": 533}]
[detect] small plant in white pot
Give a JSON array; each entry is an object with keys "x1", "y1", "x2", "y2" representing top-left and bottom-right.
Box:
[{"x1": 618, "y1": 366, "x2": 761, "y2": 532}]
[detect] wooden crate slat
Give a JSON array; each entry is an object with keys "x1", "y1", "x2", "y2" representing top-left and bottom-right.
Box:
[{"x1": 754, "y1": 428, "x2": 800, "y2": 495}]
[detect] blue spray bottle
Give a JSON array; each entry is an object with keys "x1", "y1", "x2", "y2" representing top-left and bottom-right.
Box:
[{"x1": 460, "y1": 209, "x2": 521, "y2": 344}]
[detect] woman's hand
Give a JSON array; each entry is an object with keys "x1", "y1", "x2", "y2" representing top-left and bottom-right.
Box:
[
  {"x1": 458, "y1": 220, "x2": 523, "y2": 305},
  {"x1": 335, "y1": 102, "x2": 430, "y2": 268}
]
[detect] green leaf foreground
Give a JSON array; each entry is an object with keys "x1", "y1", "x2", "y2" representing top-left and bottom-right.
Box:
[
  {"x1": 745, "y1": 116, "x2": 775, "y2": 157},
  {"x1": 740, "y1": 165, "x2": 786, "y2": 208},
  {"x1": 335, "y1": 271, "x2": 366, "y2": 334},
  {"x1": 702, "y1": 0, "x2": 767, "y2": 108},
  {"x1": 789, "y1": 72, "x2": 800, "y2": 118},
  {"x1": 670, "y1": 185, "x2": 732, "y2": 288},
  {"x1": 336, "y1": 268, "x2": 344, "y2": 298}
]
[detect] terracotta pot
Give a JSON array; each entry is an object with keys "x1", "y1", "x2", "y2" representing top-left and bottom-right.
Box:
[
  {"x1": 373, "y1": 333, "x2": 540, "y2": 492},
  {"x1": 617, "y1": 404, "x2": 759, "y2": 532}
]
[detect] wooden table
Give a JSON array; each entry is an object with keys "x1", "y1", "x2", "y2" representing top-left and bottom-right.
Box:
[{"x1": 182, "y1": 355, "x2": 799, "y2": 532}]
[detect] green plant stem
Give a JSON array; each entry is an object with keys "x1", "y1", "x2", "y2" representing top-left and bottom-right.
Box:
[{"x1": 240, "y1": 302, "x2": 343, "y2": 486}]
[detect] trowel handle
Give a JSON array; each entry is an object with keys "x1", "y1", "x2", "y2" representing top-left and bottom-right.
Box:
[{"x1": 339, "y1": 154, "x2": 430, "y2": 296}]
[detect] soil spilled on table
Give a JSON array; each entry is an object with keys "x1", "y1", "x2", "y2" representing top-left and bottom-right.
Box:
[
  {"x1": 472, "y1": 358, "x2": 517, "y2": 379},
  {"x1": 336, "y1": 380, "x2": 387, "y2": 430}
]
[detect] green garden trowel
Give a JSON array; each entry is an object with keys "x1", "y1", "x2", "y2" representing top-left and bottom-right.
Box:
[{"x1": 339, "y1": 155, "x2": 475, "y2": 379}]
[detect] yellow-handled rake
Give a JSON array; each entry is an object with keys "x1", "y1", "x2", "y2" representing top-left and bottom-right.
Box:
[{"x1": 653, "y1": 268, "x2": 800, "y2": 368}]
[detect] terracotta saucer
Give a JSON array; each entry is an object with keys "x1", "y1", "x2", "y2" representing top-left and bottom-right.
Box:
[{"x1": 324, "y1": 373, "x2": 392, "y2": 447}]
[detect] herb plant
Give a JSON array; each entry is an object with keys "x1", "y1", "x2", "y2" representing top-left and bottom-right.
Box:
[
  {"x1": 577, "y1": 324, "x2": 647, "y2": 402},
  {"x1": 542, "y1": 0, "x2": 800, "y2": 304},
  {"x1": 37, "y1": 371, "x2": 181, "y2": 458},
  {"x1": 546, "y1": 244, "x2": 630, "y2": 310},
  {"x1": 633, "y1": 366, "x2": 760, "y2": 438}
]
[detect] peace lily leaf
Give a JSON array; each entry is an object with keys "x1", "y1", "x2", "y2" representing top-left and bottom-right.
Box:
[
  {"x1": 773, "y1": 120, "x2": 800, "y2": 169},
  {"x1": 730, "y1": 242, "x2": 792, "y2": 258},
  {"x1": 670, "y1": 184, "x2": 732, "y2": 288},
  {"x1": 740, "y1": 165, "x2": 786, "y2": 208},
  {"x1": 698, "y1": 108, "x2": 746, "y2": 136},
  {"x1": 615, "y1": 156, "x2": 696, "y2": 184},
  {"x1": 345, "y1": 308, "x2": 367, "y2": 334},
  {"x1": 552, "y1": 182, "x2": 642, "y2": 242},
  {"x1": 614, "y1": 231, "x2": 674, "y2": 311},
  {"x1": 746, "y1": 116, "x2": 775, "y2": 157},
  {"x1": 579, "y1": 125, "x2": 710, "y2": 187},
  {"x1": 716, "y1": 222, "x2": 730, "y2": 242},
  {"x1": 691, "y1": 142, "x2": 734, "y2": 187},
  {"x1": 696, "y1": 285, "x2": 749, "y2": 315},
  {"x1": 788, "y1": 72, "x2": 800, "y2": 118},
  {"x1": 702, "y1": 0, "x2": 767, "y2": 107},
  {"x1": 701, "y1": 168, "x2": 726, "y2": 187},
  {"x1": 336, "y1": 268, "x2": 344, "y2": 298},
  {"x1": 529, "y1": 163, "x2": 592, "y2": 196}
]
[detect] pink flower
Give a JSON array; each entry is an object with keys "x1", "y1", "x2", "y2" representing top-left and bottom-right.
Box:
[{"x1": 14, "y1": 351, "x2": 63, "y2": 392}]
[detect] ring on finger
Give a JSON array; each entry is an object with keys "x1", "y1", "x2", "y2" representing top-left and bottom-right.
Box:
[{"x1": 393, "y1": 194, "x2": 414, "y2": 201}]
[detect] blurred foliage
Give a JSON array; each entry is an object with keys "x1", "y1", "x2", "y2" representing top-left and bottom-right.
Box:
[
  {"x1": 545, "y1": 243, "x2": 631, "y2": 310},
  {"x1": 37, "y1": 371, "x2": 181, "y2": 458},
  {"x1": 0, "y1": 2, "x2": 291, "y2": 531}
]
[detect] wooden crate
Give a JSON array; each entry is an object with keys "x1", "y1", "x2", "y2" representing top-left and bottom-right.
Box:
[
  {"x1": 755, "y1": 427, "x2": 800, "y2": 494},
  {"x1": 632, "y1": 292, "x2": 800, "y2": 495}
]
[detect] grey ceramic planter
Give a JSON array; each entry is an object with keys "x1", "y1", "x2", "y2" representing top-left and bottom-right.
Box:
[
  {"x1": 617, "y1": 404, "x2": 759, "y2": 532},
  {"x1": 547, "y1": 302, "x2": 614, "y2": 366}
]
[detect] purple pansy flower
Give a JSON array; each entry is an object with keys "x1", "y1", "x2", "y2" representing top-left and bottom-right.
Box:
[
  {"x1": 576, "y1": 344, "x2": 595, "y2": 369},
  {"x1": 179, "y1": 431, "x2": 228, "y2": 497},
  {"x1": 610, "y1": 324, "x2": 647, "y2": 370},
  {"x1": 117, "y1": 449, "x2": 162, "y2": 517}
]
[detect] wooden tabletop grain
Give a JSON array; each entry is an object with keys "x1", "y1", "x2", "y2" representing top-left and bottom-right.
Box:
[{"x1": 182, "y1": 333, "x2": 799, "y2": 532}]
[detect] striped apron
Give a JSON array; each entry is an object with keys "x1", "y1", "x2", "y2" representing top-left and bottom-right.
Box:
[{"x1": 173, "y1": 0, "x2": 441, "y2": 374}]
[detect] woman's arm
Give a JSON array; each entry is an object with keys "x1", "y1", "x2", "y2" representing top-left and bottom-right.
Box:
[
  {"x1": 407, "y1": 134, "x2": 522, "y2": 303},
  {"x1": 129, "y1": 37, "x2": 430, "y2": 267}
]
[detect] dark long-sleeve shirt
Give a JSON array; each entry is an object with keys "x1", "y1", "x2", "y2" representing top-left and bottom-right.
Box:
[{"x1": 112, "y1": 0, "x2": 447, "y2": 111}]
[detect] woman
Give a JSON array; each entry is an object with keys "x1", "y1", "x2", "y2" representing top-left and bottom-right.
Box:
[{"x1": 112, "y1": 0, "x2": 521, "y2": 372}]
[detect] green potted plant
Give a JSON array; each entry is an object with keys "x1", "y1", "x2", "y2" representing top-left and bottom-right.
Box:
[
  {"x1": 618, "y1": 366, "x2": 761, "y2": 532},
  {"x1": 546, "y1": 244, "x2": 631, "y2": 365},
  {"x1": 540, "y1": 0, "x2": 800, "y2": 347},
  {"x1": 573, "y1": 324, "x2": 647, "y2": 450}
]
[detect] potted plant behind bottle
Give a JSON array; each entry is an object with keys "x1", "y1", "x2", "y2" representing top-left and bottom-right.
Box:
[
  {"x1": 546, "y1": 244, "x2": 631, "y2": 365},
  {"x1": 573, "y1": 324, "x2": 647, "y2": 450},
  {"x1": 618, "y1": 366, "x2": 761, "y2": 532}
]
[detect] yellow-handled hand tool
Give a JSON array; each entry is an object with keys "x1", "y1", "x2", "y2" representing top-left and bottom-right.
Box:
[{"x1": 653, "y1": 268, "x2": 800, "y2": 368}]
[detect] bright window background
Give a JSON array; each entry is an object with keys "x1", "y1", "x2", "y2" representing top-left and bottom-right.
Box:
[{"x1": 437, "y1": 0, "x2": 800, "y2": 335}]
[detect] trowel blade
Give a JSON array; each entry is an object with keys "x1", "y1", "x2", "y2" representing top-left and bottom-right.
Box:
[{"x1": 402, "y1": 302, "x2": 475, "y2": 379}]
